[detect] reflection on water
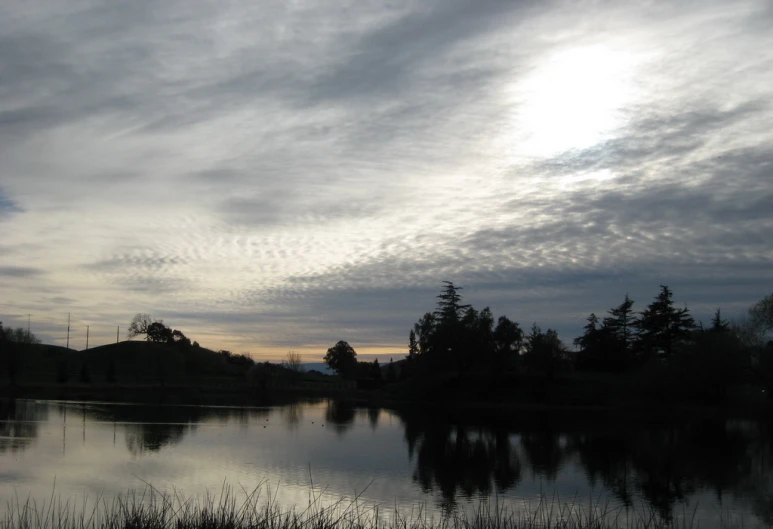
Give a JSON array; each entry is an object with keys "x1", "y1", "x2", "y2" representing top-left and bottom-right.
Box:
[
  {"x1": 0, "y1": 399, "x2": 43, "y2": 453},
  {"x1": 1, "y1": 399, "x2": 772, "y2": 527}
]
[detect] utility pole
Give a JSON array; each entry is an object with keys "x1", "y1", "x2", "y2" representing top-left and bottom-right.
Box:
[
  {"x1": 116, "y1": 326, "x2": 119, "y2": 344},
  {"x1": 86, "y1": 325, "x2": 89, "y2": 350},
  {"x1": 27, "y1": 314, "x2": 30, "y2": 337},
  {"x1": 66, "y1": 313, "x2": 70, "y2": 349}
]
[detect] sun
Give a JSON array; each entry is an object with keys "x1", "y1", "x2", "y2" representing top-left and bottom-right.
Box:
[{"x1": 511, "y1": 44, "x2": 638, "y2": 158}]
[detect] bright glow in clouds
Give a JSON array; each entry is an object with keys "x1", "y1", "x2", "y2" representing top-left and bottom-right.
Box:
[
  {"x1": 0, "y1": 1, "x2": 772, "y2": 359},
  {"x1": 513, "y1": 45, "x2": 640, "y2": 158}
]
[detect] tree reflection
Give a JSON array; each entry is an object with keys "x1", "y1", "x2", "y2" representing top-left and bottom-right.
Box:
[
  {"x1": 396, "y1": 410, "x2": 522, "y2": 507},
  {"x1": 282, "y1": 402, "x2": 303, "y2": 430},
  {"x1": 395, "y1": 408, "x2": 773, "y2": 522},
  {"x1": 0, "y1": 399, "x2": 42, "y2": 453},
  {"x1": 325, "y1": 400, "x2": 356, "y2": 434},
  {"x1": 125, "y1": 422, "x2": 188, "y2": 455}
]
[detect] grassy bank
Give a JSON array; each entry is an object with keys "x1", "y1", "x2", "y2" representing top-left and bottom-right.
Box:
[{"x1": 1, "y1": 484, "x2": 729, "y2": 529}]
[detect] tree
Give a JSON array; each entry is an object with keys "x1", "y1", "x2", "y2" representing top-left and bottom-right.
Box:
[
  {"x1": 750, "y1": 293, "x2": 773, "y2": 336},
  {"x1": 574, "y1": 313, "x2": 601, "y2": 352},
  {"x1": 282, "y1": 350, "x2": 304, "y2": 373},
  {"x1": 709, "y1": 308, "x2": 729, "y2": 332},
  {"x1": 0, "y1": 322, "x2": 38, "y2": 384},
  {"x1": 171, "y1": 329, "x2": 191, "y2": 348},
  {"x1": 413, "y1": 312, "x2": 437, "y2": 356},
  {"x1": 127, "y1": 313, "x2": 155, "y2": 340},
  {"x1": 408, "y1": 329, "x2": 419, "y2": 359},
  {"x1": 147, "y1": 321, "x2": 173, "y2": 343},
  {"x1": 523, "y1": 324, "x2": 569, "y2": 377},
  {"x1": 574, "y1": 313, "x2": 622, "y2": 372},
  {"x1": 603, "y1": 294, "x2": 637, "y2": 351},
  {"x1": 493, "y1": 315, "x2": 523, "y2": 370},
  {"x1": 434, "y1": 281, "x2": 470, "y2": 324},
  {"x1": 324, "y1": 340, "x2": 358, "y2": 379},
  {"x1": 371, "y1": 359, "x2": 382, "y2": 380},
  {"x1": 636, "y1": 285, "x2": 695, "y2": 361}
]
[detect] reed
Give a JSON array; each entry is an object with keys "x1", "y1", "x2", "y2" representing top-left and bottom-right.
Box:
[{"x1": 0, "y1": 482, "x2": 729, "y2": 529}]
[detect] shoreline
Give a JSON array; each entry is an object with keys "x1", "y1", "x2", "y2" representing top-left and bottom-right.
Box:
[{"x1": 2, "y1": 382, "x2": 770, "y2": 419}]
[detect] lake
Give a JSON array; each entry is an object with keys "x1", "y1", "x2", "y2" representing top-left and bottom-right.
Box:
[{"x1": 1, "y1": 398, "x2": 771, "y2": 527}]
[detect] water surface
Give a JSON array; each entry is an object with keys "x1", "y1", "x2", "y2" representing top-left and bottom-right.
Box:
[{"x1": 1, "y1": 399, "x2": 771, "y2": 527}]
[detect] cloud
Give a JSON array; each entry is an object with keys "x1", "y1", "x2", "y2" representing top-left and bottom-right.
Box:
[
  {"x1": 0, "y1": 266, "x2": 44, "y2": 278},
  {"x1": 0, "y1": 0, "x2": 771, "y2": 356}
]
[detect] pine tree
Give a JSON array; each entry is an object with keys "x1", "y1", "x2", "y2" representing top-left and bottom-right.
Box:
[
  {"x1": 637, "y1": 285, "x2": 695, "y2": 360},
  {"x1": 603, "y1": 294, "x2": 637, "y2": 350},
  {"x1": 710, "y1": 308, "x2": 729, "y2": 332},
  {"x1": 574, "y1": 313, "x2": 601, "y2": 351},
  {"x1": 408, "y1": 329, "x2": 419, "y2": 359},
  {"x1": 434, "y1": 281, "x2": 470, "y2": 324}
]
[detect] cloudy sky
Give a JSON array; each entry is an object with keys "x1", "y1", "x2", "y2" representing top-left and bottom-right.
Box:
[{"x1": 1, "y1": 0, "x2": 772, "y2": 360}]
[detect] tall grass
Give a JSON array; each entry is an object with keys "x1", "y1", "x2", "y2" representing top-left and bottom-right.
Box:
[{"x1": 0, "y1": 482, "x2": 733, "y2": 529}]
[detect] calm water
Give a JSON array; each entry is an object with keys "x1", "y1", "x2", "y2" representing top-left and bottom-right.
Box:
[{"x1": 1, "y1": 399, "x2": 772, "y2": 527}]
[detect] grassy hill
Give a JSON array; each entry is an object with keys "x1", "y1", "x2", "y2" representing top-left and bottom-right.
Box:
[{"x1": 7, "y1": 340, "x2": 251, "y2": 387}]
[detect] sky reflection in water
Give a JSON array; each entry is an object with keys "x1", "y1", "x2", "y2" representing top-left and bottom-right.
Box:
[{"x1": 1, "y1": 399, "x2": 772, "y2": 528}]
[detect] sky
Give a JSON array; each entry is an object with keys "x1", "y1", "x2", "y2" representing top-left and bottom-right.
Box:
[{"x1": 1, "y1": 0, "x2": 772, "y2": 361}]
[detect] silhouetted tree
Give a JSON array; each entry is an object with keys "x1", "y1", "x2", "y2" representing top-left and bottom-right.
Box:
[
  {"x1": 523, "y1": 324, "x2": 569, "y2": 378},
  {"x1": 709, "y1": 308, "x2": 729, "y2": 332},
  {"x1": 413, "y1": 312, "x2": 437, "y2": 363},
  {"x1": 0, "y1": 321, "x2": 38, "y2": 384},
  {"x1": 493, "y1": 315, "x2": 523, "y2": 371},
  {"x1": 171, "y1": 329, "x2": 191, "y2": 348},
  {"x1": 750, "y1": 293, "x2": 773, "y2": 335},
  {"x1": 434, "y1": 281, "x2": 470, "y2": 324},
  {"x1": 282, "y1": 350, "x2": 303, "y2": 373},
  {"x1": 387, "y1": 358, "x2": 397, "y2": 382},
  {"x1": 408, "y1": 329, "x2": 418, "y2": 359},
  {"x1": 636, "y1": 285, "x2": 695, "y2": 361},
  {"x1": 323, "y1": 340, "x2": 358, "y2": 380},
  {"x1": 604, "y1": 294, "x2": 637, "y2": 353},
  {"x1": 371, "y1": 359, "x2": 382, "y2": 380},
  {"x1": 574, "y1": 313, "x2": 623, "y2": 372},
  {"x1": 127, "y1": 313, "x2": 155, "y2": 340},
  {"x1": 147, "y1": 321, "x2": 173, "y2": 343}
]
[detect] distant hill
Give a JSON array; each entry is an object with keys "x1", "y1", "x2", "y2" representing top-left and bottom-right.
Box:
[
  {"x1": 5, "y1": 340, "x2": 253, "y2": 386},
  {"x1": 302, "y1": 362, "x2": 333, "y2": 375}
]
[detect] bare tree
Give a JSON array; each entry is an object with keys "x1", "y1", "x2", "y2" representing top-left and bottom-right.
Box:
[
  {"x1": 282, "y1": 350, "x2": 304, "y2": 373},
  {"x1": 127, "y1": 313, "x2": 156, "y2": 341}
]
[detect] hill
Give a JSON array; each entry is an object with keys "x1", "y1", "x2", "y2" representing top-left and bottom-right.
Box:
[{"x1": 6, "y1": 340, "x2": 253, "y2": 387}]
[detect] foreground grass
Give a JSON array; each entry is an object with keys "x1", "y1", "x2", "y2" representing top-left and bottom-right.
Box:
[{"x1": 0, "y1": 483, "x2": 737, "y2": 529}]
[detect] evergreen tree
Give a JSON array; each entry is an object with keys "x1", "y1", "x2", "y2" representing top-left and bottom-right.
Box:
[
  {"x1": 414, "y1": 312, "x2": 437, "y2": 356},
  {"x1": 603, "y1": 294, "x2": 637, "y2": 351},
  {"x1": 371, "y1": 359, "x2": 382, "y2": 381},
  {"x1": 710, "y1": 308, "x2": 729, "y2": 332},
  {"x1": 637, "y1": 285, "x2": 695, "y2": 360},
  {"x1": 408, "y1": 329, "x2": 419, "y2": 359},
  {"x1": 434, "y1": 281, "x2": 470, "y2": 324}
]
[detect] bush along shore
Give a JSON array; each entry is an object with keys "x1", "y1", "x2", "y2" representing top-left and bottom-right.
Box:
[{"x1": 0, "y1": 483, "x2": 741, "y2": 529}]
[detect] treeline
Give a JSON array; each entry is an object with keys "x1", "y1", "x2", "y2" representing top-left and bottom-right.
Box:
[
  {"x1": 0, "y1": 321, "x2": 40, "y2": 384},
  {"x1": 322, "y1": 282, "x2": 773, "y2": 406}
]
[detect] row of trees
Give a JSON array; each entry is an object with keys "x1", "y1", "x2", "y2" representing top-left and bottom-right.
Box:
[
  {"x1": 127, "y1": 313, "x2": 193, "y2": 348},
  {"x1": 407, "y1": 281, "x2": 569, "y2": 377},
  {"x1": 0, "y1": 321, "x2": 40, "y2": 384},
  {"x1": 574, "y1": 286, "x2": 698, "y2": 371}
]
